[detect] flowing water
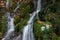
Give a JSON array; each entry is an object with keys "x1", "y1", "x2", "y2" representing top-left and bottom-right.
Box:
[
  {"x1": 22, "y1": 23, "x2": 34, "y2": 40},
  {"x1": 2, "y1": 12, "x2": 14, "y2": 40},
  {"x1": 36, "y1": 0, "x2": 41, "y2": 19},
  {"x1": 6, "y1": 0, "x2": 9, "y2": 8},
  {"x1": 2, "y1": 0, "x2": 41, "y2": 40},
  {"x1": 2, "y1": 0, "x2": 14, "y2": 40},
  {"x1": 22, "y1": 0, "x2": 41, "y2": 40}
]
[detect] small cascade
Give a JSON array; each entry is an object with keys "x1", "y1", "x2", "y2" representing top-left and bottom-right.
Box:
[
  {"x1": 6, "y1": 0, "x2": 9, "y2": 9},
  {"x1": 2, "y1": 0, "x2": 15, "y2": 40},
  {"x1": 36, "y1": 0, "x2": 41, "y2": 20},
  {"x1": 22, "y1": 0, "x2": 41, "y2": 40},
  {"x1": 2, "y1": 0, "x2": 41, "y2": 40},
  {"x1": 2, "y1": 12, "x2": 14, "y2": 40},
  {"x1": 22, "y1": 23, "x2": 35, "y2": 40}
]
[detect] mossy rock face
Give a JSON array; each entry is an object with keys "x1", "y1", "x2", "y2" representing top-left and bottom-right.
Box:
[
  {"x1": 0, "y1": 32, "x2": 2, "y2": 38},
  {"x1": 15, "y1": 18, "x2": 29, "y2": 32},
  {"x1": 14, "y1": 13, "x2": 29, "y2": 32},
  {"x1": 14, "y1": 16, "x2": 20, "y2": 25},
  {"x1": 52, "y1": 33, "x2": 59, "y2": 40},
  {"x1": 33, "y1": 21, "x2": 42, "y2": 40},
  {"x1": 14, "y1": 2, "x2": 30, "y2": 32},
  {"x1": 10, "y1": 2, "x2": 18, "y2": 13}
]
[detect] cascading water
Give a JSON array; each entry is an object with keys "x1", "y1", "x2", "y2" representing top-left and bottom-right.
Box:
[
  {"x1": 2, "y1": 12, "x2": 14, "y2": 40},
  {"x1": 22, "y1": 23, "x2": 34, "y2": 40},
  {"x1": 2, "y1": 0, "x2": 41, "y2": 40},
  {"x1": 22, "y1": 0, "x2": 41, "y2": 40},
  {"x1": 2, "y1": 0, "x2": 14, "y2": 40},
  {"x1": 36, "y1": 0, "x2": 41, "y2": 20},
  {"x1": 6, "y1": 0, "x2": 9, "y2": 9}
]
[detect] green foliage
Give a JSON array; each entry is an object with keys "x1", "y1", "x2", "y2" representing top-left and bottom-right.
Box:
[
  {"x1": 14, "y1": 16, "x2": 20, "y2": 25},
  {"x1": 14, "y1": 2, "x2": 30, "y2": 32},
  {"x1": 0, "y1": 0, "x2": 60, "y2": 40},
  {"x1": 52, "y1": 33, "x2": 59, "y2": 40},
  {"x1": 20, "y1": 3, "x2": 30, "y2": 16},
  {"x1": 0, "y1": 16, "x2": 6, "y2": 34},
  {"x1": 33, "y1": 21, "x2": 42, "y2": 40},
  {"x1": 15, "y1": 17, "x2": 29, "y2": 32},
  {"x1": 10, "y1": 2, "x2": 18, "y2": 13}
]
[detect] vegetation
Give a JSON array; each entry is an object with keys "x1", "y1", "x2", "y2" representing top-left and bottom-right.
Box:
[{"x1": 0, "y1": 0, "x2": 60, "y2": 40}]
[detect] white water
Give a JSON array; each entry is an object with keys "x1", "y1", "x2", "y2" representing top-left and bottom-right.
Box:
[
  {"x1": 22, "y1": 23, "x2": 34, "y2": 40},
  {"x1": 6, "y1": 0, "x2": 9, "y2": 8},
  {"x1": 2, "y1": 0, "x2": 41, "y2": 40},
  {"x1": 22, "y1": 0, "x2": 41, "y2": 40},
  {"x1": 36, "y1": 0, "x2": 41, "y2": 20},
  {"x1": 2, "y1": 0, "x2": 14, "y2": 40},
  {"x1": 28, "y1": 0, "x2": 41, "y2": 24},
  {"x1": 2, "y1": 12, "x2": 14, "y2": 40}
]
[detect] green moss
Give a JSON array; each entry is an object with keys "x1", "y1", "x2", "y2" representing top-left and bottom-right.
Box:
[
  {"x1": 14, "y1": 16, "x2": 20, "y2": 25},
  {"x1": 33, "y1": 21, "x2": 42, "y2": 40},
  {"x1": 15, "y1": 14, "x2": 29, "y2": 32},
  {"x1": 52, "y1": 33, "x2": 59, "y2": 40},
  {"x1": 15, "y1": 23, "x2": 21, "y2": 32}
]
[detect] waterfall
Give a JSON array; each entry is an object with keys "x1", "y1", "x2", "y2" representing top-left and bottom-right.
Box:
[
  {"x1": 2, "y1": 0, "x2": 14, "y2": 40},
  {"x1": 22, "y1": 0, "x2": 41, "y2": 40},
  {"x1": 36, "y1": 0, "x2": 41, "y2": 20},
  {"x1": 22, "y1": 23, "x2": 34, "y2": 40},
  {"x1": 2, "y1": 12, "x2": 14, "y2": 40},
  {"x1": 6, "y1": 0, "x2": 9, "y2": 8},
  {"x1": 2, "y1": 0, "x2": 41, "y2": 40}
]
